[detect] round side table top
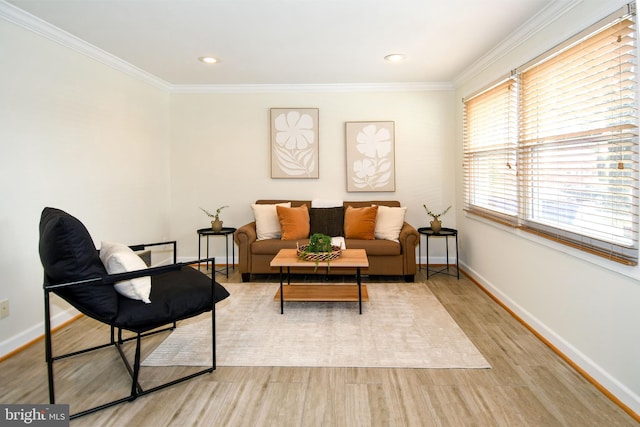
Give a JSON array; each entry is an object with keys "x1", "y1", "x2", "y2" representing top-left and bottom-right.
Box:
[
  {"x1": 417, "y1": 227, "x2": 457, "y2": 236},
  {"x1": 197, "y1": 227, "x2": 236, "y2": 236}
]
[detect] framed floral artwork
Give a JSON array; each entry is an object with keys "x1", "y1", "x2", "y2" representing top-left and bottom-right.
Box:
[
  {"x1": 345, "y1": 121, "x2": 395, "y2": 192},
  {"x1": 270, "y1": 108, "x2": 319, "y2": 178}
]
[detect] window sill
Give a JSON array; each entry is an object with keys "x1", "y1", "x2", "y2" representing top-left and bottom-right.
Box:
[{"x1": 464, "y1": 211, "x2": 640, "y2": 282}]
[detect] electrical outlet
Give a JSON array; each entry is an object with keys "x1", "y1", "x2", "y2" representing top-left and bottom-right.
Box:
[{"x1": 0, "y1": 299, "x2": 8, "y2": 319}]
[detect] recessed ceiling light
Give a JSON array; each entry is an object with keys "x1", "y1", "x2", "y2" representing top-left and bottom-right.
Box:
[
  {"x1": 384, "y1": 54, "x2": 406, "y2": 63},
  {"x1": 199, "y1": 56, "x2": 218, "y2": 64}
]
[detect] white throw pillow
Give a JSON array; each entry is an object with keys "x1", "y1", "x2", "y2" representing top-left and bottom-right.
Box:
[
  {"x1": 99, "y1": 241, "x2": 151, "y2": 303},
  {"x1": 311, "y1": 199, "x2": 343, "y2": 208},
  {"x1": 374, "y1": 205, "x2": 407, "y2": 242},
  {"x1": 251, "y1": 203, "x2": 291, "y2": 240}
]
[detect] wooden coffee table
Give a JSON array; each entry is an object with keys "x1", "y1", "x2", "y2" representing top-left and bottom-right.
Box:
[{"x1": 270, "y1": 248, "x2": 369, "y2": 314}]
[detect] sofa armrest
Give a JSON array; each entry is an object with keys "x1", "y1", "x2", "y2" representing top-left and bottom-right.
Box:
[
  {"x1": 398, "y1": 221, "x2": 419, "y2": 274},
  {"x1": 234, "y1": 222, "x2": 257, "y2": 275},
  {"x1": 235, "y1": 221, "x2": 257, "y2": 244}
]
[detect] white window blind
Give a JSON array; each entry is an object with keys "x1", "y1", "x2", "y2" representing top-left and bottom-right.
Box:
[
  {"x1": 463, "y1": 79, "x2": 518, "y2": 226},
  {"x1": 463, "y1": 4, "x2": 639, "y2": 265}
]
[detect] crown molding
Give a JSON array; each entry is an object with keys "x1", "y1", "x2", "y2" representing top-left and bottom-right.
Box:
[
  {"x1": 0, "y1": 0, "x2": 171, "y2": 91},
  {"x1": 9, "y1": 0, "x2": 622, "y2": 95},
  {"x1": 1, "y1": 0, "x2": 453, "y2": 94},
  {"x1": 1, "y1": 1, "x2": 452, "y2": 95},
  {"x1": 169, "y1": 82, "x2": 454, "y2": 94},
  {"x1": 453, "y1": 0, "x2": 583, "y2": 87}
]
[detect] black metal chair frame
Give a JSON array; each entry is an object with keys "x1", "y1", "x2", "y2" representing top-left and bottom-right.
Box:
[{"x1": 43, "y1": 241, "x2": 217, "y2": 420}]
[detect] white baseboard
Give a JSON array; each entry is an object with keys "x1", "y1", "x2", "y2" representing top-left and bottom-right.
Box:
[
  {"x1": 460, "y1": 261, "x2": 640, "y2": 417},
  {"x1": 0, "y1": 255, "x2": 203, "y2": 357},
  {"x1": 0, "y1": 307, "x2": 79, "y2": 359},
  {"x1": 417, "y1": 255, "x2": 457, "y2": 265},
  {"x1": 178, "y1": 256, "x2": 237, "y2": 265},
  {"x1": 0, "y1": 258, "x2": 174, "y2": 360}
]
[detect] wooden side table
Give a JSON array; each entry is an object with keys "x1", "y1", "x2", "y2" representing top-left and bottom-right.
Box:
[
  {"x1": 197, "y1": 227, "x2": 236, "y2": 278},
  {"x1": 418, "y1": 227, "x2": 459, "y2": 279}
]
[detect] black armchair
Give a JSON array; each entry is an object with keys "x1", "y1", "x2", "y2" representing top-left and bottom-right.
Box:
[{"x1": 39, "y1": 207, "x2": 230, "y2": 419}]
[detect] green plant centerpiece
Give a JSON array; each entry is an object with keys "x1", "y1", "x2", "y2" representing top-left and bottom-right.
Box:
[{"x1": 297, "y1": 233, "x2": 342, "y2": 271}]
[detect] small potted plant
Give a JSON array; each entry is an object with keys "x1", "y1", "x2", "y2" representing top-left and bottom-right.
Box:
[
  {"x1": 297, "y1": 233, "x2": 342, "y2": 271},
  {"x1": 200, "y1": 206, "x2": 228, "y2": 232},
  {"x1": 423, "y1": 204, "x2": 451, "y2": 234}
]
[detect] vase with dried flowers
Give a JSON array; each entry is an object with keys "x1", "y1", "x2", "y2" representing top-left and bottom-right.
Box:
[
  {"x1": 200, "y1": 206, "x2": 228, "y2": 232},
  {"x1": 423, "y1": 204, "x2": 451, "y2": 234}
]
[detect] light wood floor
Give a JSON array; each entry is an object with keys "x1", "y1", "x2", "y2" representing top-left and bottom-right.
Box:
[{"x1": 1, "y1": 268, "x2": 637, "y2": 426}]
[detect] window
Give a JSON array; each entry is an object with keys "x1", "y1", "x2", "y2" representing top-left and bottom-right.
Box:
[
  {"x1": 464, "y1": 78, "x2": 518, "y2": 226},
  {"x1": 463, "y1": 4, "x2": 639, "y2": 265}
]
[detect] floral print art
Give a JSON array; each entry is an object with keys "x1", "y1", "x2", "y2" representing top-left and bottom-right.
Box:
[
  {"x1": 271, "y1": 109, "x2": 319, "y2": 178},
  {"x1": 346, "y1": 122, "x2": 395, "y2": 191}
]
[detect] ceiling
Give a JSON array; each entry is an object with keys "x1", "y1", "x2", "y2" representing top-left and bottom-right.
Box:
[{"x1": 6, "y1": 0, "x2": 554, "y2": 85}]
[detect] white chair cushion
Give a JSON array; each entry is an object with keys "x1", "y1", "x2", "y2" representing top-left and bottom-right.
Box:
[{"x1": 99, "y1": 241, "x2": 151, "y2": 303}]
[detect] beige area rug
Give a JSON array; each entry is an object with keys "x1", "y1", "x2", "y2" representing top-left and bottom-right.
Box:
[{"x1": 142, "y1": 282, "x2": 490, "y2": 369}]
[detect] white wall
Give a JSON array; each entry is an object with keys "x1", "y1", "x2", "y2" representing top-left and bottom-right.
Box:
[
  {"x1": 5, "y1": 0, "x2": 636, "y2": 417},
  {"x1": 168, "y1": 90, "x2": 456, "y2": 260},
  {"x1": 0, "y1": 15, "x2": 457, "y2": 357},
  {"x1": 0, "y1": 19, "x2": 171, "y2": 355},
  {"x1": 454, "y1": 0, "x2": 640, "y2": 415}
]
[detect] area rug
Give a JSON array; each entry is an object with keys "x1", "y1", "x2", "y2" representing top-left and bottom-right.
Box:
[{"x1": 142, "y1": 282, "x2": 490, "y2": 369}]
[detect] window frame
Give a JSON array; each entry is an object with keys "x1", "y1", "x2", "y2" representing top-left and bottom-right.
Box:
[{"x1": 463, "y1": 3, "x2": 639, "y2": 265}]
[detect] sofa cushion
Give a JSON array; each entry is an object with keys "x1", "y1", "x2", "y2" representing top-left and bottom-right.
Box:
[
  {"x1": 277, "y1": 204, "x2": 310, "y2": 240},
  {"x1": 39, "y1": 207, "x2": 107, "y2": 283},
  {"x1": 309, "y1": 207, "x2": 344, "y2": 237},
  {"x1": 252, "y1": 202, "x2": 291, "y2": 240},
  {"x1": 345, "y1": 238, "x2": 401, "y2": 256},
  {"x1": 39, "y1": 207, "x2": 117, "y2": 322},
  {"x1": 344, "y1": 205, "x2": 378, "y2": 240},
  {"x1": 374, "y1": 205, "x2": 407, "y2": 243},
  {"x1": 251, "y1": 238, "x2": 303, "y2": 255},
  {"x1": 114, "y1": 266, "x2": 230, "y2": 333}
]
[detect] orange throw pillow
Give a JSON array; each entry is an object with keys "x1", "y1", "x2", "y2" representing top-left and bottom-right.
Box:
[
  {"x1": 344, "y1": 205, "x2": 378, "y2": 240},
  {"x1": 276, "y1": 204, "x2": 310, "y2": 240}
]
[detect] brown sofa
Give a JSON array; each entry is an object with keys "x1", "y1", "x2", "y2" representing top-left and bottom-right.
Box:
[{"x1": 234, "y1": 200, "x2": 419, "y2": 282}]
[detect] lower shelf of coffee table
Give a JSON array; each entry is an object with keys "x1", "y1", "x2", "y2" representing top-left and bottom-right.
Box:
[{"x1": 274, "y1": 284, "x2": 369, "y2": 302}]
